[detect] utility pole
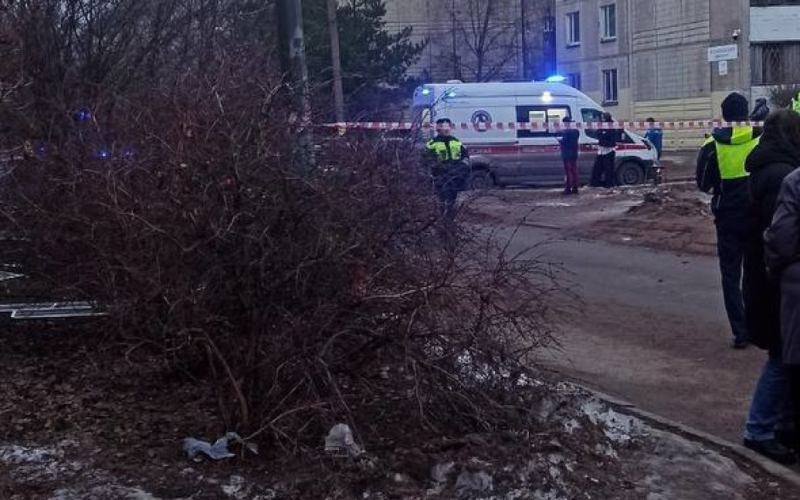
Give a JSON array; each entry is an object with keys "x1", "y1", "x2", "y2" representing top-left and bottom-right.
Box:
[
  {"x1": 326, "y1": 0, "x2": 345, "y2": 123},
  {"x1": 451, "y1": 0, "x2": 459, "y2": 80},
  {"x1": 277, "y1": 0, "x2": 311, "y2": 171},
  {"x1": 520, "y1": 0, "x2": 529, "y2": 80}
]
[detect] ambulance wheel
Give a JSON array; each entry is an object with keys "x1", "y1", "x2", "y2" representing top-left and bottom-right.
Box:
[
  {"x1": 617, "y1": 162, "x2": 645, "y2": 186},
  {"x1": 468, "y1": 169, "x2": 495, "y2": 190}
]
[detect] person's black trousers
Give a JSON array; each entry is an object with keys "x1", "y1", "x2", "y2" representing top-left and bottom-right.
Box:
[
  {"x1": 603, "y1": 152, "x2": 617, "y2": 188},
  {"x1": 435, "y1": 183, "x2": 459, "y2": 220},
  {"x1": 715, "y1": 214, "x2": 750, "y2": 344},
  {"x1": 590, "y1": 153, "x2": 616, "y2": 187}
]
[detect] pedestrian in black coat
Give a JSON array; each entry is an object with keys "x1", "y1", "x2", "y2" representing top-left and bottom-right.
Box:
[
  {"x1": 558, "y1": 116, "x2": 581, "y2": 195},
  {"x1": 590, "y1": 112, "x2": 620, "y2": 188},
  {"x1": 745, "y1": 110, "x2": 800, "y2": 349},
  {"x1": 749, "y1": 98, "x2": 770, "y2": 122},
  {"x1": 741, "y1": 109, "x2": 800, "y2": 464}
]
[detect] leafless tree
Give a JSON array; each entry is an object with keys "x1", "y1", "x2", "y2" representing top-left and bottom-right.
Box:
[
  {"x1": 0, "y1": 0, "x2": 277, "y2": 148},
  {"x1": 770, "y1": 84, "x2": 800, "y2": 108},
  {"x1": 448, "y1": 0, "x2": 521, "y2": 82}
]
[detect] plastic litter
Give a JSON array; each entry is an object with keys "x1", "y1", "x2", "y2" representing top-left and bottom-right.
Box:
[
  {"x1": 455, "y1": 469, "x2": 493, "y2": 495},
  {"x1": 183, "y1": 432, "x2": 258, "y2": 461},
  {"x1": 431, "y1": 462, "x2": 456, "y2": 484},
  {"x1": 324, "y1": 423, "x2": 363, "y2": 457}
]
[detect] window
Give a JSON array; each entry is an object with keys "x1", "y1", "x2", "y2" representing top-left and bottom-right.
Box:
[
  {"x1": 601, "y1": 4, "x2": 616, "y2": 40},
  {"x1": 751, "y1": 43, "x2": 800, "y2": 85},
  {"x1": 581, "y1": 108, "x2": 605, "y2": 123},
  {"x1": 602, "y1": 69, "x2": 618, "y2": 104},
  {"x1": 544, "y1": 15, "x2": 555, "y2": 33},
  {"x1": 516, "y1": 105, "x2": 571, "y2": 138},
  {"x1": 751, "y1": 0, "x2": 800, "y2": 6},
  {"x1": 582, "y1": 108, "x2": 605, "y2": 139},
  {"x1": 566, "y1": 12, "x2": 580, "y2": 46},
  {"x1": 567, "y1": 73, "x2": 582, "y2": 90}
]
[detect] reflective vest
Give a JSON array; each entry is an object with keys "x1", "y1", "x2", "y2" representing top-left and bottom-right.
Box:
[
  {"x1": 427, "y1": 137, "x2": 464, "y2": 163},
  {"x1": 703, "y1": 127, "x2": 760, "y2": 180},
  {"x1": 793, "y1": 93, "x2": 800, "y2": 114}
]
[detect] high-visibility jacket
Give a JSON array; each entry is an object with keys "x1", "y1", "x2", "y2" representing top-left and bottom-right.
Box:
[
  {"x1": 792, "y1": 93, "x2": 800, "y2": 114},
  {"x1": 426, "y1": 136, "x2": 470, "y2": 189},
  {"x1": 426, "y1": 136, "x2": 467, "y2": 164},
  {"x1": 697, "y1": 126, "x2": 762, "y2": 214}
]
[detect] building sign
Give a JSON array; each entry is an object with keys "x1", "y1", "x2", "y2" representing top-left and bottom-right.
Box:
[
  {"x1": 718, "y1": 60, "x2": 728, "y2": 76},
  {"x1": 708, "y1": 45, "x2": 739, "y2": 62}
]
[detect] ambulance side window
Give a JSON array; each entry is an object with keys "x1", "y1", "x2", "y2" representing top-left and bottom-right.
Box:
[
  {"x1": 582, "y1": 108, "x2": 605, "y2": 139},
  {"x1": 516, "y1": 106, "x2": 571, "y2": 138}
]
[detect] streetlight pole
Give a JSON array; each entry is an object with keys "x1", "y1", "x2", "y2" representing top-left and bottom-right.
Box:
[
  {"x1": 452, "y1": 0, "x2": 458, "y2": 79},
  {"x1": 277, "y1": 0, "x2": 312, "y2": 171}
]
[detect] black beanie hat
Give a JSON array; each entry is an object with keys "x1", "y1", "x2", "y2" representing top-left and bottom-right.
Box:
[{"x1": 721, "y1": 93, "x2": 749, "y2": 121}]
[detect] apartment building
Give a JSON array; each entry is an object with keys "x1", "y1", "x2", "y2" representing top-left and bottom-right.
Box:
[
  {"x1": 556, "y1": 0, "x2": 800, "y2": 148},
  {"x1": 383, "y1": 0, "x2": 556, "y2": 83}
]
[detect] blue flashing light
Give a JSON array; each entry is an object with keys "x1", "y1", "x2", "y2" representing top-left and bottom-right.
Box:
[
  {"x1": 96, "y1": 147, "x2": 110, "y2": 160},
  {"x1": 421, "y1": 88, "x2": 432, "y2": 96},
  {"x1": 446, "y1": 91, "x2": 457, "y2": 99},
  {"x1": 74, "y1": 108, "x2": 92, "y2": 122},
  {"x1": 34, "y1": 143, "x2": 47, "y2": 159},
  {"x1": 545, "y1": 75, "x2": 567, "y2": 83},
  {"x1": 121, "y1": 146, "x2": 136, "y2": 159}
]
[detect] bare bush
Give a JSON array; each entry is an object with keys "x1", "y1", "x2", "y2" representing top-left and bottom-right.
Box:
[
  {"x1": 769, "y1": 84, "x2": 800, "y2": 108},
  {"x1": 0, "y1": 0, "x2": 561, "y2": 448}
]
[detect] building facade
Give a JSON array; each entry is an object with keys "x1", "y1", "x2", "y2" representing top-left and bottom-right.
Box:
[
  {"x1": 555, "y1": 0, "x2": 800, "y2": 149},
  {"x1": 383, "y1": 0, "x2": 556, "y2": 83}
]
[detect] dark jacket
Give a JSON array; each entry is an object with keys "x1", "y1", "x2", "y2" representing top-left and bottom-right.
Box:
[
  {"x1": 558, "y1": 129, "x2": 580, "y2": 161},
  {"x1": 696, "y1": 126, "x2": 763, "y2": 216},
  {"x1": 597, "y1": 128, "x2": 620, "y2": 149},
  {"x1": 765, "y1": 168, "x2": 800, "y2": 364},
  {"x1": 749, "y1": 99, "x2": 769, "y2": 122},
  {"x1": 743, "y1": 142, "x2": 797, "y2": 349}
]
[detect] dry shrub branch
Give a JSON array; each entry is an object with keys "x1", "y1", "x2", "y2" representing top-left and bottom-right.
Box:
[{"x1": 0, "y1": 1, "x2": 563, "y2": 450}]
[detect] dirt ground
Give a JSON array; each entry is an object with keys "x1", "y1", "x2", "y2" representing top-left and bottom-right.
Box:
[
  {"x1": 4, "y1": 180, "x2": 800, "y2": 498},
  {"x1": 464, "y1": 183, "x2": 800, "y2": 493},
  {"x1": 465, "y1": 182, "x2": 717, "y2": 257},
  {"x1": 0, "y1": 326, "x2": 797, "y2": 499}
]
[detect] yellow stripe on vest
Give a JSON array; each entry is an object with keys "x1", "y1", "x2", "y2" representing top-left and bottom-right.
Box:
[{"x1": 427, "y1": 139, "x2": 464, "y2": 163}]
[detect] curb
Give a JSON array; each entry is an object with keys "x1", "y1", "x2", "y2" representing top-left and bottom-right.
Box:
[
  {"x1": 578, "y1": 384, "x2": 800, "y2": 489},
  {"x1": 582, "y1": 385, "x2": 800, "y2": 488},
  {"x1": 662, "y1": 176, "x2": 695, "y2": 184}
]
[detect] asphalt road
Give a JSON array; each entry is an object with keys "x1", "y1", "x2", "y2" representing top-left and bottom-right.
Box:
[{"x1": 498, "y1": 225, "x2": 768, "y2": 445}]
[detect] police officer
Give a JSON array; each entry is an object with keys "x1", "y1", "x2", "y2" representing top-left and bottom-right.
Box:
[
  {"x1": 792, "y1": 92, "x2": 800, "y2": 114},
  {"x1": 697, "y1": 92, "x2": 763, "y2": 349},
  {"x1": 426, "y1": 118, "x2": 470, "y2": 220}
]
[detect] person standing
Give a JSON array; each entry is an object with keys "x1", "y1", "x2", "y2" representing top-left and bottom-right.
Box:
[
  {"x1": 558, "y1": 116, "x2": 580, "y2": 195},
  {"x1": 697, "y1": 92, "x2": 762, "y2": 349},
  {"x1": 765, "y1": 160, "x2": 800, "y2": 453},
  {"x1": 644, "y1": 118, "x2": 663, "y2": 161},
  {"x1": 741, "y1": 110, "x2": 800, "y2": 464},
  {"x1": 426, "y1": 118, "x2": 470, "y2": 220},
  {"x1": 591, "y1": 112, "x2": 619, "y2": 188},
  {"x1": 749, "y1": 98, "x2": 770, "y2": 122}
]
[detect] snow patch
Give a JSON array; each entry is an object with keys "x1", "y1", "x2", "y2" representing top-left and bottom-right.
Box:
[{"x1": 580, "y1": 398, "x2": 640, "y2": 444}]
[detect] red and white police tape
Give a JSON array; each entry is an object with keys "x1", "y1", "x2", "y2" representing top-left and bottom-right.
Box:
[{"x1": 322, "y1": 120, "x2": 765, "y2": 131}]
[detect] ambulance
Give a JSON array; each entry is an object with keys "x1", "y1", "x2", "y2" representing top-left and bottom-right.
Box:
[{"x1": 411, "y1": 81, "x2": 658, "y2": 188}]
